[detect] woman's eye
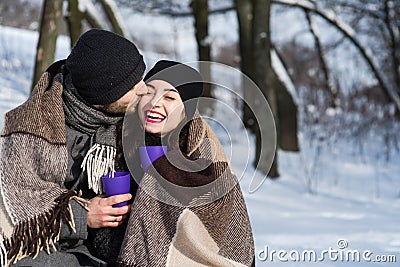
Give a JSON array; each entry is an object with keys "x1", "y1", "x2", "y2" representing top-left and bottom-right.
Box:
[{"x1": 165, "y1": 96, "x2": 176, "y2": 101}]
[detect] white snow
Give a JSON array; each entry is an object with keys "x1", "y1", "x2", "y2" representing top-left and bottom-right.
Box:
[{"x1": 1, "y1": 15, "x2": 399, "y2": 267}]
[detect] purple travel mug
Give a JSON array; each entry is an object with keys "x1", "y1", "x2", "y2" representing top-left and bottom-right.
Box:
[
  {"x1": 139, "y1": 146, "x2": 168, "y2": 171},
  {"x1": 102, "y1": 171, "x2": 130, "y2": 207}
]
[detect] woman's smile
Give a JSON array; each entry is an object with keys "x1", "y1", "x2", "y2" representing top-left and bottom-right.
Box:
[{"x1": 145, "y1": 110, "x2": 166, "y2": 123}]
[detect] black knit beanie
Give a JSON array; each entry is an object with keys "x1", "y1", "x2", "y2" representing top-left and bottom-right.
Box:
[
  {"x1": 66, "y1": 29, "x2": 146, "y2": 105},
  {"x1": 144, "y1": 60, "x2": 203, "y2": 118}
]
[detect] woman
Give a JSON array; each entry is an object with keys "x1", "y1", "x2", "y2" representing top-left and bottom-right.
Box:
[{"x1": 118, "y1": 60, "x2": 255, "y2": 266}]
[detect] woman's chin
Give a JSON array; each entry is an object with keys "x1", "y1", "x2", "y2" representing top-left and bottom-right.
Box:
[
  {"x1": 145, "y1": 123, "x2": 178, "y2": 137},
  {"x1": 144, "y1": 126, "x2": 162, "y2": 136}
]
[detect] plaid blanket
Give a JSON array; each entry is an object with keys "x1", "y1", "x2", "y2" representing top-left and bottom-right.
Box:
[
  {"x1": 118, "y1": 117, "x2": 255, "y2": 266},
  {"x1": 0, "y1": 64, "x2": 87, "y2": 266}
]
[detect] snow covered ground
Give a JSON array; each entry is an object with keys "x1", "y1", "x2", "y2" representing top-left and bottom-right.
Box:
[{"x1": 1, "y1": 23, "x2": 399, "y2": 266}]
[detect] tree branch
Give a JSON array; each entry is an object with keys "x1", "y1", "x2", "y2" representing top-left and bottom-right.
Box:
[
  {"x1": 80, "y1": 0, "x2": 107, "y2": 30},
  {"x1": 327, "y1": 0, "x2": 385, "y2": 20},
  {"x1": 98, "y1": 0, "x2": 131, "y2": 39},
  {"x1": 83, "y1": 10, "x2": 104, "y2": 29},
  {"x1": 304, "y1": 9, "x2": 337, "y2": 107},
  {"x1": 272, "y1": 0, "x2": 400, "y2": 114},
  {"x1": 132, "y1": 6, "x2": 235, "y2": 17}
]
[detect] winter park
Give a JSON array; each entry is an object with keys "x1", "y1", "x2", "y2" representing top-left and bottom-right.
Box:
[{"x1": 0, "y1": 0, "x2": 400, "y2": 266}]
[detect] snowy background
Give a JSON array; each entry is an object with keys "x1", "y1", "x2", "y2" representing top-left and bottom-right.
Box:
[{"x1": 1, "y1": 5, "x2": 400, "y2": 266}]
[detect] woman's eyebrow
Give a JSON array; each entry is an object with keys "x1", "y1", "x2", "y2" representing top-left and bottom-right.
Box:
[
  {"x1": 147, "y1": 83, "x2": 177, "y2": 93},
  {"x1": 164, "y1": 88, "x2": 179, "y2": 93}
]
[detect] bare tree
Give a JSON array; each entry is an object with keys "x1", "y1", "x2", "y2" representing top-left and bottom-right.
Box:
[
  {"x1": 381, "y1": 0, "x2": 399, "y2": 93},
  {"x1": 191, "y1": 0, "x2": 212, "y2": 100},
  {"x1": 31, "y1": 0, "x2": 63, "y2": 92},
  {"x1": 98, "y1": 0, "x2": 131, "y2": 39},
  {"x1": 32, "y1": 0, "x2": 130, "y2": 91},
  {"x1": 235, "y1": 0, "x2": 256, "y2": 130},
  {"x1": 66, "y1": 0, "x2": 129, "y2": 42},
  {"x1": 251, "y1": 0, "x2": 280, "y2": 177},
  {"x1": 65, "y1": 0, "x2": 84, "y2": 47},
  {"x1": 304, "y1": 9, "x2": 338, "y2": 108},
  {"x1": 235, "y1": 0, "x2": 298, "y2": 178},
  {"x1": 272, "y1": 0, "x2": 400, "y2": 115},
  {"x1": 320, "y1": 0, "x2": 399, "y2": 97}
]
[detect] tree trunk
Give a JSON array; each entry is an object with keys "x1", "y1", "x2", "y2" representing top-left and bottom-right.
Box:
[
  {"x1": 252, "y1": 0, "x2": 279, "y2": 178},
  {"x1": 235, "y1": 0, "x2": 256, "y2": 130},
  {"x1": 275, "y1": 70, "x2": 299, "y2": 151},
  {"x1": 384, "y1": 0, "x2": 400, "y2": 93},
  {"x1": 191, "y1": 0, "x2": 212, "y2": 101},
  {"x1": 31, "y1": 0, "x2": 63, "y2": 92},
  {"x1": 66, "y1": 0, "x2": 84, "y2": 48}
]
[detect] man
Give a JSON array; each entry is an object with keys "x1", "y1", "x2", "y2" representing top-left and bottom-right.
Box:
[{"x1": 0, "y1": 29, "x2": 146, "y2": 266}]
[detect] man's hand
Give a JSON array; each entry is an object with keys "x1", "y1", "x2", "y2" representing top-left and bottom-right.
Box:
[{"x1": 87, "y1": 194, "x2": 132, "y2": 228}]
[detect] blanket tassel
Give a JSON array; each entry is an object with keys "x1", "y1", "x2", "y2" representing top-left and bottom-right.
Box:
[{"x1": 1, "y1": 234, "x2": 7, "y2": 267}]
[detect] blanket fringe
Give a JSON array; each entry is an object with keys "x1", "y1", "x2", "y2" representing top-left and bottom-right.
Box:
[
  {"x1": 3, "y1": 190, "x2": 81, "y2": 265},
  {"x1": 1, "y1": 234, "x2": 6, "y2": 267},
  {"x1": 81, "y1": 144, "x2": 116, "y2": 194}
]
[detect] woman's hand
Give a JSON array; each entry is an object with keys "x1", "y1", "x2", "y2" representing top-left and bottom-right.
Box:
[{"x1": 87, "y1": 193, "x2": 132, "y2": 228}]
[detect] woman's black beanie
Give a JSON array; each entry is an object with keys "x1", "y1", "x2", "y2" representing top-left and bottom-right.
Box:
[
  {"x1": 66, "y1": 29, "x2": 146, "y2": 105},
  {"x1": 144, "y1": 60, "x2": 203, "y2": 118}
]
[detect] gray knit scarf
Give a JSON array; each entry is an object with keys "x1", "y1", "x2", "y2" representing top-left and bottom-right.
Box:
[{"x1": 63, "y1": 74, "x2": 122, "y2": 194}]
